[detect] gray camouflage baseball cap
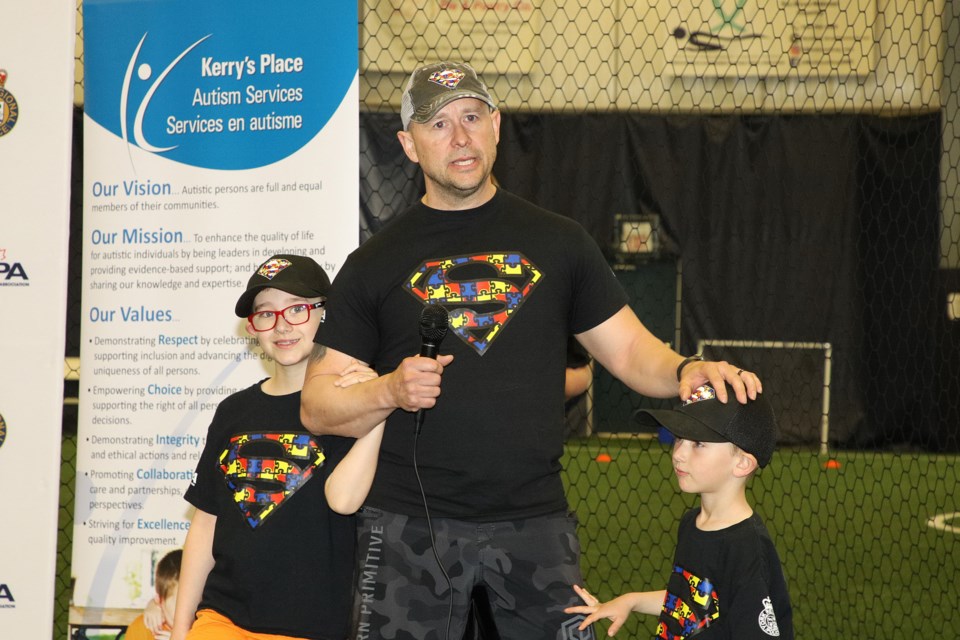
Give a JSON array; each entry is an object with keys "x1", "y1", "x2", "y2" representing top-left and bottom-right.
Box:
[{"x1": 400, "y1": 61, "x2": 496, "y2": 130}]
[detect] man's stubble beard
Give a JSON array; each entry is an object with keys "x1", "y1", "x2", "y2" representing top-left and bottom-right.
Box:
[{"x1": 423, "y1": 148, "x2": 497, "y2": 206}]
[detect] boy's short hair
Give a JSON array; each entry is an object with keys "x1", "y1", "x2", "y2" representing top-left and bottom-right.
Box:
[
  {"x1": 234, "y1": 254, "x2": 331, "y2": 317},
  {"x1": 154, "y1": 549, "x2": 182, "y2": 600},
  {"x1": 636, "y1": 384, "x2": 778, "y2": 467}
]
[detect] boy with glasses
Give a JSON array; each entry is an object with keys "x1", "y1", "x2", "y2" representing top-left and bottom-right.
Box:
[{"x1": 171, "y1": 254, "x2": 383, "y2": 640}]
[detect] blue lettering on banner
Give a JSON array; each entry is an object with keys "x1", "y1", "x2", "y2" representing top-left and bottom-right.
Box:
[{"x1": 83, "y1": 0, "x2": 357, "y2": 170}]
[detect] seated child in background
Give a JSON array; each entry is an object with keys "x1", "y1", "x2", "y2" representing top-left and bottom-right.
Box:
[
  {"x1": 567, "y1": 383, "x2": 793, "y2": 639},
  {"x1": 127, "y1": 548, "x2": 182, "y2": 640}
]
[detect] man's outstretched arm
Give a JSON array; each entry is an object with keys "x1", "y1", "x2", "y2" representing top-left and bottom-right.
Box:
[{"x1": 576, "y1": 306, "x2": 760, "y2": 404}]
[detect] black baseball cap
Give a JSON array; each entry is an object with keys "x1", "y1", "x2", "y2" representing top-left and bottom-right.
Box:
[
  {"x1": 234, "y1": 254, "x2": 331, "y2": 317},
  {"x1": 400, "y1": 61, "x2": 496, "y2": 130},
  {"x1": 636, "y1": 383, "x2": 778, "y2": 468}
]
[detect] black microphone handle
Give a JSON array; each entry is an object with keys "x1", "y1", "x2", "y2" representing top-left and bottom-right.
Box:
[
  {"x1": 415, "y1": 304, "x2": 448, "y2": 435},
  {"x1": 413, "y1": 340, "x2": 440, "y2": 435},
  {"x1": 415, "y1": 342, "x2": 440, "y2": 433}
]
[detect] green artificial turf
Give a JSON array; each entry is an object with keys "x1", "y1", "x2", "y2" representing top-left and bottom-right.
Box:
[{"x1": 563, "y1": 437, "x2": 959, "y2": 638}]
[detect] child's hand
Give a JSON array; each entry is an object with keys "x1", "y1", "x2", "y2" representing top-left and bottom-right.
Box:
[
  {"x1": 564, "y1": 585, "x2": 634, "y2": 637},
  {"x1": 143, "y1": 598, "x2": 164, "y2": 634},
  {"x1": 334, "y1": 359, "x2": 378, "y2": 388}
]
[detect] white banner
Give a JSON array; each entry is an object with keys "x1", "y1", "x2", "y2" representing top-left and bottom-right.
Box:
[
  {"x1": 73, "y1": 0, "x2": 358, "y2": 613},
  {"x1": 0, "y1": 1, "x2": 76, "y2": 636}
]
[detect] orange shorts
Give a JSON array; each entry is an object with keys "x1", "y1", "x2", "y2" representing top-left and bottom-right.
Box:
[{"x1": 186, "y1": 609, "x2": 310, "y2": 640}]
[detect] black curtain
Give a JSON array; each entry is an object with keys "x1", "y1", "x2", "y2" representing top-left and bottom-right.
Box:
[
  {"x1": 495, "y1": 114, "x2": 863, "y2": 445},
  {"x1": 357, "y1": 111, "x2": 949, "y2": 450},
  {"x1": 62, "y1": 109, "x2": 952, "y2": 447},
  {"x1": 856, "y1": 116, "x2": 943, "y2": 448}
]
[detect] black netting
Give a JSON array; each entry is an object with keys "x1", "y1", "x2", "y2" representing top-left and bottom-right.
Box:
[{"x1": 60, "y1": 2, "x2": 960, "y2": 638}]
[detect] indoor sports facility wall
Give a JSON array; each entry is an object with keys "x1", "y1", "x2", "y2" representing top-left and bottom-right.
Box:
[{"x1": 59, "y1": 1, "x2": 959, "y2": 637}]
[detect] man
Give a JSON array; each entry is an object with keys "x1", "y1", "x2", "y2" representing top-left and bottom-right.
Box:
[{"x1": 301, "y1": 60, "x2": 760, "y2": 640}]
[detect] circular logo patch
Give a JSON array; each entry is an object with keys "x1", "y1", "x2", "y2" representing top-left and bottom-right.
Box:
[
  {"x1": 758, "y1": 596, "x2": 780, "y2": 637},
  {"x1": 0, "y1": 412, "x2": 7, "y2": 449},
  {"x1": 0, "y1": 69, "x2": 20, "y2": 138}
]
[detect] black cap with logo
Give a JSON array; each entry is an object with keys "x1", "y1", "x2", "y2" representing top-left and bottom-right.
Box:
[
  {"x1": 636, "y1": 384, "x2": 778, "y2": 468},
  {"x1": 234, "y1": 254, "x2": 330, "y2": 317}
]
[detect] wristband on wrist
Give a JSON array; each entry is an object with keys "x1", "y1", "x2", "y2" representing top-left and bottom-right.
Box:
[{"x1": 676, "y1": 354, "x2": 703, "y2": 382}]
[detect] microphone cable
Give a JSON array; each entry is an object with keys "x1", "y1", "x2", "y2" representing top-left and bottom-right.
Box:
[
  {"x1": 412, "y1": 303, "x2": 453, "y2": 640},
  {"x1": 413, "y1": 426, "x2": 454, "y2": 640}
]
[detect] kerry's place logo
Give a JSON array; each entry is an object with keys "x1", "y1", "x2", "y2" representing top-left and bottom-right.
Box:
[
  {"x1": 0, "y1": 411, "x2": 7, "y2": 450},
  {"x1": 0, "y1": 70, "x2": 19, "y2": 138}
]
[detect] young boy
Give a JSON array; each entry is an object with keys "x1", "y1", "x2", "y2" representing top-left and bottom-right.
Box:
[
  {"x1": 567, "y1": 383, "x2": 793, "y2": 639},
  {"x1": 171, "y1": 254, "x2": 383, "y2": 640},
  {"x1": 126, "y1": 549, "x2": 182, "y2": 640}
]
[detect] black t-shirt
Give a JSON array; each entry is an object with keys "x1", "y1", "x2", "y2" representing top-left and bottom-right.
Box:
[
  {"x1": 316, "y1": 189, "x2": 628, "y2": 520},
  {"x1": 184, "y1": 382, "x2": 355, "y2": 639},
  {"x1": 566, "y1": 336, "x2": 592, "y2": 370},
  {"x1": 655, "y1": 509, "x2": 794, "y2": 639}
]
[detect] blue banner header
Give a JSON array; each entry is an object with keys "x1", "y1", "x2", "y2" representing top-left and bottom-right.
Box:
[{"x1": 84, "y1": 1, "x2": 357, "y2": 170}]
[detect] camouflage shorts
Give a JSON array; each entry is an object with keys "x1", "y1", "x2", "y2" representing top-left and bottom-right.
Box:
[{"x1": 352, "y1": 507, "x2": 596, "y2": 640}]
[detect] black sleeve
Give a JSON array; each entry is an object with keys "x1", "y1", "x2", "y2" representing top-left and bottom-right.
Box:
[
  {"x1": 568, "y1": 224, "x2": 630, "y2": 334},
  {"x1": 566, "y1": 336, "x2": 591, "y2": 368},
  {"x1": 313, "y1": 254, "x2": 380, "y2": 364},
  {"x1": 183, "y1": 416, "x2": 224, "y2": 514}
]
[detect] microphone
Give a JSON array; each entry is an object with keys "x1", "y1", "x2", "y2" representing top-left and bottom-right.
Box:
[{"x1": 415, "y1": 304, "x2": 448, "y2": 434}]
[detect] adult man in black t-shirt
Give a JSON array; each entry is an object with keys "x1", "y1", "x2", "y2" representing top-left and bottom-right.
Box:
[{"x1": 301, "y1": 61, "x2": 760, "y2": 640}]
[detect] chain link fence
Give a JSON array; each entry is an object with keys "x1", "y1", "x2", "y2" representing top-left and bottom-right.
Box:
[{"x1": 59, "y1": 1, "x2": 959, "y2": 637}]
